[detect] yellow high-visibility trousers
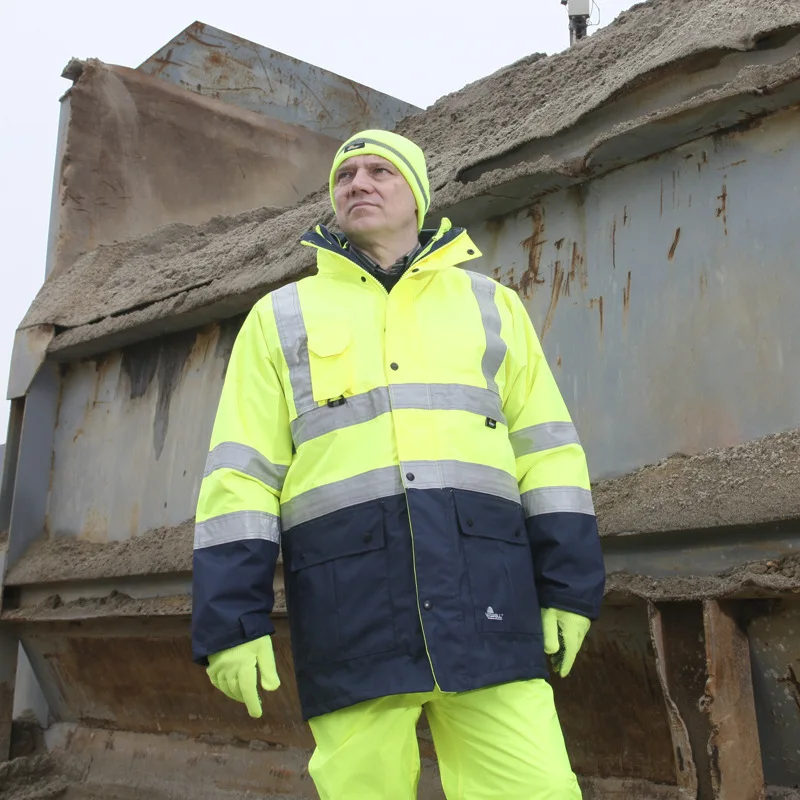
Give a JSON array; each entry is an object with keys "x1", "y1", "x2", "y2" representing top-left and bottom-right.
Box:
[{"x1": 307, "y1": 679, "x2": 582, "y2": 799}]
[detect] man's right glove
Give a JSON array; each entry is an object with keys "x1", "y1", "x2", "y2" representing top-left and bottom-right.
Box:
[
  {"x1": 541, "y1": 607, "x2": 591, "y2": 678},
  {"x1": 207, "y1": 634, "x2": 280, "y2": 718}
]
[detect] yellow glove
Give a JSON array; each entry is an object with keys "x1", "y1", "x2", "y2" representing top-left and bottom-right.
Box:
[
  {"x1": 541, "y1": 607, "x2": 591, "y2": 678},
  {"x1": 207, "y1": 635, "x2": 280, "y2": 718}
]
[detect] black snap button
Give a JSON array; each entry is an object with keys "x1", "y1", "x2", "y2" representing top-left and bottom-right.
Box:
[
  {"x1": 423, "y1": 600, "x2": 432, "y2": 610},
  {"x1": 361, "y1": 276, "x2": 367, "y2": 282},
  {"x1": 299, "y1": 554, "x2": 306, "y2": 562},
  {"x1": 514, "y1": 531, "x2": 522, "y2": 538},
  {"x1": 362, "y1": 533, "x2": 373, "y2": 543},
  {"x1": 412, "y1": 268, "x2": 419, "y2": 273},
  {"x1": 390, "y1": 362, "x2": 399, "y2": 370},
  {"x1": 466, "y1": 517, "x2": 474, "y2": 527},
  {"x1": 467, "y1": 249, "x2": 475, "y2": 255},
  {"x1": 406, "y1": 472, "x2": 415, "y2": 481}
]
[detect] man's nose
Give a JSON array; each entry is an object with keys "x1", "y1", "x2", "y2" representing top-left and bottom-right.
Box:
[{"x1": 349, "y1": 168, "x2": 374, "y2": 193}]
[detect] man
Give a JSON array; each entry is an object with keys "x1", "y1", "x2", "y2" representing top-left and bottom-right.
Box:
[{"x1": 192, "y1": 130, "x2": 605, "y2": 799}]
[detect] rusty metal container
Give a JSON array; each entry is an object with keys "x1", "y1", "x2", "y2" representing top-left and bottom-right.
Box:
[{"x1": 2, "y1": 4, "x2": 799, "y2": 798}]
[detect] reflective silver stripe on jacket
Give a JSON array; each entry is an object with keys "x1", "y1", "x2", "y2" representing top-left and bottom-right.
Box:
[
  {"x1": 204, "y1": 442, "x2": 288, "y2": 492},
  {"x1": 281, "y1": 467, "x2": 404, "y2": 530},
  {"x1": 401, "y1": 460, "x2": 520, "y2": 504},
  {"x1": 467, "y1": 272, "x2": 507, "y2": 395},
  {"x1": 521, "y1": 486, "x2": 595, "y2": 517},
  {"x1": 291, "y1": 387, "x2": 391, "y2": 445},
  {"x1": 390, "y1": 384, "x2": 505, "y2": 425},
  {"x1": 194, "y1": 510, "x2": 281, "y2": 549},
  {"x1": 289, "y1": 384, "x2": 507, "y2": 446},
  {"x1": 510, "y1": 421, "x2": 581, "y2": 458},
  {"x1": 285, "y1": 382, "x2": 509, "y2": 449},
  {"x1": 272, "y1": 284, "x2": 316, "y2": 416}
]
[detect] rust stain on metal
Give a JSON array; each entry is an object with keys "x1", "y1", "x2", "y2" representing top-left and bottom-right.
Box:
[
  {"x1": 718, "y1": 159, "x2": 747, "y2": 170},
  {"x1": 611, "y1": 218, "x2": 617, "y2": 269},
  {"x1": 151, "y1": 48, "x2": 179, "y2": 77},
  {"x1": 541, "y1": 261, "x2": 565, "y2": 339},
  {"x1": 716, "y1": 184, "x2": 728, "y2": 235},
  {"x1": 588, "y1": 297, "x2": 604, "y2": 335},
  {"x1": 668, "y1": 228, "x2": 682, "y2": 261},
  {"x1": 570, "y1": 242, "x2": 588, "y2": 291},
  {"x1": 556, "y1": 355, "x2": 562, "y2": 369},
  {"x1": 697, "y1": 150, "x2": 709, "y2": 173},
  {"x1": 623, "y1": 271, "x2": 632, "y2": 327},
  {"x1": 557, "y1": 260, "x2": 570, "y2": 297},
  {"x1": 699, "y1": 272, "x2": 708, "y2": 299},
  {"x1": 519, "y1": 204, "x2": 547, "y2": 299},
  {"x1": 623, "y1": 206, "x2": 628, "y2": 225}
]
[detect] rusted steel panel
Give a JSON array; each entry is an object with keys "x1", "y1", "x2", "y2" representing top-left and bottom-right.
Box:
[
  {"x1": 702, "y1": 600, "x2": 765, "y2": 800},
  {"x1": 468, "y1": 105, "x2": 800, "y2": 481},
  {"x1": 44, "y1": 324, "x2": 236, "y2": 546},
  {"x1": 553, "y1": 601, "x2": 677, "y2": 783},
  {"x1": 138, "y1": 22, "x2": 421, "y2": 139},
  {"x1": 19, "y1": 618, "x2": 310, "y2": 748},
  {"x1": 747, "y1": 600, "x2": 800, "y2": 787}
]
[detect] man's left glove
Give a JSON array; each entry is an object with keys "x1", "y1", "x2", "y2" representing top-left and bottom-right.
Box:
[
  {"x1": 207, "y1": 635, "x2": 280, "y2": 718},
  {"x1": 541, "y1": 607, "x2": 591, "y2": 678}
]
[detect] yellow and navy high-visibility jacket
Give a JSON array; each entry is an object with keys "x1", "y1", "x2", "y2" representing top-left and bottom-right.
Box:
[{"x1": 191, "y1": 218, "x2": 605, "y2": 720}]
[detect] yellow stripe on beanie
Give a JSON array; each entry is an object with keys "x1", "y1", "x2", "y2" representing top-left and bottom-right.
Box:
[{"x1": 330, "y1": 130, "x2": 430, "y2": 231}]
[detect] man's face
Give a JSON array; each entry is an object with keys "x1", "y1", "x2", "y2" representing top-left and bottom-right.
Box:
[{"x1": 333, "y1": 155, "x2": 418, "y2": 239}]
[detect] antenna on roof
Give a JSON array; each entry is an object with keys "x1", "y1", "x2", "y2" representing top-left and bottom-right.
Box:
[{"x1": 560, "y1": 0, "x2": 592, "y2": 46}]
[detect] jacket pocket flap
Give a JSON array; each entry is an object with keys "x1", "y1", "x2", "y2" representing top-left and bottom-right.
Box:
[
  {"x1": 307, "y1": 325, "x2": 351, "y2": 358},
  {"x1": 286, "y1": 504, "x2": 385, "y2": 571},
  {"x1": 453, "y1": 490, "x2": 526, "y2": 545}
]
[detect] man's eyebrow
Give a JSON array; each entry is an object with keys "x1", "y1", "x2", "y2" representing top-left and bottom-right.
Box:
[{"x1": 336, "y1": 158, "x2": 394, "y2": 175}]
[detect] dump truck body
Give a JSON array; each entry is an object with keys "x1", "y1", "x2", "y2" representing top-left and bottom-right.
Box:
[{"x1": 2, "y1": 3, "x2": 799, "y2": 798}]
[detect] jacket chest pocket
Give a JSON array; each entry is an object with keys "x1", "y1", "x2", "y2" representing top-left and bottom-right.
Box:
[
  {"x1": 307, "y1": 325, "x2": 354, "y2": 404},
  {"x1": 283, "y1": 504, "x2": 396, "y2": 667},
  {"x1": 454, "y1": 491, "x2": 541, "y2": 636}
]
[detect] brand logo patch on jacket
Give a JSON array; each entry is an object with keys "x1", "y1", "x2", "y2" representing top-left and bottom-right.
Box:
[{"x1": 485, "y1": 606, "x2": 504, "y2": 621}]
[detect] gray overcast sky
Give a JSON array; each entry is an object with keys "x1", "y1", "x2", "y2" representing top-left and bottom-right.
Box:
[{"x1": 1, "y1": 0, "x2": 637, "y2": 439}]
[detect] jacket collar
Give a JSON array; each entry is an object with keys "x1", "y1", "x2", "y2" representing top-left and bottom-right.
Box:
[{"x1": 300, "y1": 217, "x2": 482, "y2": 276}]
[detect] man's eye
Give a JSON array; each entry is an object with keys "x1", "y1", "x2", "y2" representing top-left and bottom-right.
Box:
[{"x1": 337, "y1": 172, "x2": 352, "y2": 182}]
